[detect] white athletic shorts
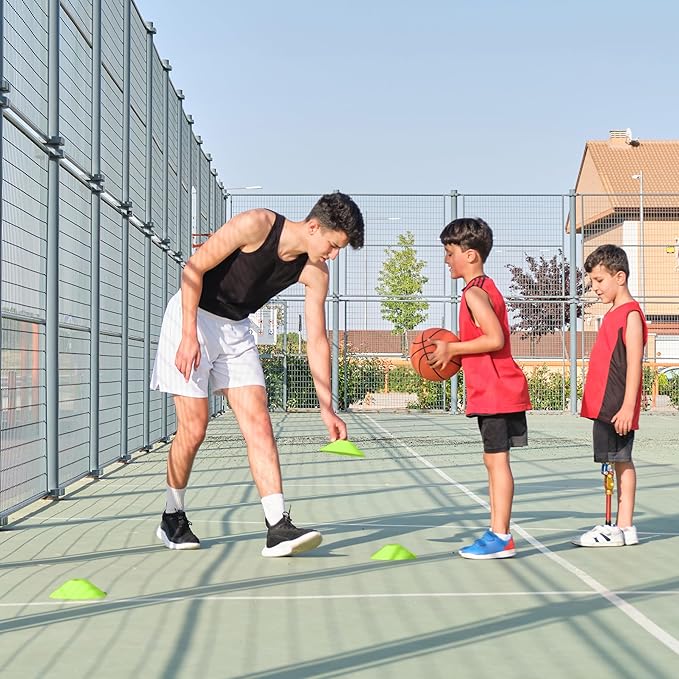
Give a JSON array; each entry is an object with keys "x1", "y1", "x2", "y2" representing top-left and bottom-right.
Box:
[{"x1": 150, "y1": 291, "x2": 266, "y2": 398}]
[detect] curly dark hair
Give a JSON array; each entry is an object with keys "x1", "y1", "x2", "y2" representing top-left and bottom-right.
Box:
[
  {"x1": 306, "y1": 192, "x2": 365, "y2": 249},
  {"x1": 439, "y1": 217, "x2": 493, "y2": 262},
  {"x1": 584, "y1": 244, "x2": 629, "y2": 278}
]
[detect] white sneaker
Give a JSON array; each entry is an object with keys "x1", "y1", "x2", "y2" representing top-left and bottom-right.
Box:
[
  {"x1": 571, "y1": 524, "x2": 624, "y2": 547},
  {"x1": 620, "y1": 525, "x2": 639, "y2": 545}
]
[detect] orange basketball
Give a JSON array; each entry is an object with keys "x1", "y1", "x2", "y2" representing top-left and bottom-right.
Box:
[{"x1": 409, "y1": 328, "x2": 461, "y2": 382}]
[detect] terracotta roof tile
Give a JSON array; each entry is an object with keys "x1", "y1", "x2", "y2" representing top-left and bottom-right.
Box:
[
  {"x1": 571, "y1": 139, "x2": 679, "y2": 231},
  {"x1": 586, "y1": 140, "x2": 679, "y2": 203}
]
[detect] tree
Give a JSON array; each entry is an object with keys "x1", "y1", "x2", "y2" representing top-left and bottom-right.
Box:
[
  {"x1": 505, "y1": 249, "x2": 591, "y2": 352},
  {"x1": 376, "y1": 231, "x2": 429, "y2": 354}
]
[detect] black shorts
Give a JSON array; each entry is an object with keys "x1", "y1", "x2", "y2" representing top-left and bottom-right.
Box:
[
  {"x1": 476, "y1": 412, "x2": 528, "y2": 453},
  {"x1": 592, "y1": 420, "x2": 634, "y2": 463}
]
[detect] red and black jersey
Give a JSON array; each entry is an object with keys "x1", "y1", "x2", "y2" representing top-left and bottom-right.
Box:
[
  {"x1": 459, "y1": 276, "x2": 531, "y2": 416},
  {"x1": 581, "y1": 301, "x2": 647, "y2": 429}
]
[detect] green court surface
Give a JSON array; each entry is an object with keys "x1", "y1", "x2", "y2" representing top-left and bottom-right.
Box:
[{"x1": 1, "y1": 412, "x2": 678, "y2": 678}]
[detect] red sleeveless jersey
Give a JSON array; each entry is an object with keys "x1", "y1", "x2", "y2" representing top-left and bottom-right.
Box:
[
  {"x1": 581, "y1": 301, "x2": 647, "y2": 429},
  {"x1": 459, "y1": 276, "x2": 531, "y2": 416}
]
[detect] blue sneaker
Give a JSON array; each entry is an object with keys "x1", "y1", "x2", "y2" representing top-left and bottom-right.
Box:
[{"x1": 458, "y1": 529, "x2": 516, "y2": 559}]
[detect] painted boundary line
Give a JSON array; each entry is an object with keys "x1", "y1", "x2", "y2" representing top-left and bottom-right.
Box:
[
  {"x1": 365, "y1": 415, "x2": 679, "y2": 657},
  {"x1": 4, "y1": 590, "x2": 679, "y2": 608}
]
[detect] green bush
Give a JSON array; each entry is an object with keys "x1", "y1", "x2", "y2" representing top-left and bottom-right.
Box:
[
  {"x1": 260, "y1": 351, "x2": 286, "y2": 409},
  {"x1": 339, "y1": 356, "x2": 386, "y2": 409},
  {"x1": 665, "y1": 376, "x2": 679, "y2": 408},
  {"x1": 526, "y1": 364, "x2": 581, "y2": 411},
  {"x1": 656, "y1": 371, "x2": 679, "y2": 408},
  {"x1": 406, "y1": 367, "x2": 464, "y2": 411}
]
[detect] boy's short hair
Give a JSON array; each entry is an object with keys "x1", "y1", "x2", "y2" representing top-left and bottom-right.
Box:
[
  {"x1": 306, "y1": 192, "x2": 365, "y2": 249},
  {"x1": 439, "y1": 217, "x2": 493, "y2": 262},
  {"x1": 584, "y1": 244, "x2": 629, "y2": 277}
]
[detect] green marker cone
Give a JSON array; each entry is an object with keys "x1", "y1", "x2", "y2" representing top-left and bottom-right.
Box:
[
  {"x1": 49, "y1": 579, "x2": 107, "y2": 600},
  {"x1": 371, "y1": 544, "x2": 417, "y2": 561},
  {"x1": 319, "y1": 440, "x2": 365, "y2": 458}
]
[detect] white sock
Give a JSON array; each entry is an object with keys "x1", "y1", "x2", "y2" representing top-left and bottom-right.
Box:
[
  {"x1": 166, "y1": 486, "x2": 186, "y2": 514},
  {"x1": 494, "y1": 532, "x2": 511, "y2": 541},
  {"x1": 261, "y1": 493, "x2": 285, "y2": 526}
]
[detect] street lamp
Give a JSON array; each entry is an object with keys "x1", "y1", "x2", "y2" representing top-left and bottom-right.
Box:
[
  {"x1": 225, "y1": 185, "x2": 263, "y2": 192},
  {"x1": 632, "y1": 171, "x2": 645, "y2": 310},
  {"x1": 223, "y1": 186, "x2": 263, "y2": 220}
]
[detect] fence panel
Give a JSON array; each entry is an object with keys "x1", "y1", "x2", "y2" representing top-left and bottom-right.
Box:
[{"x1": 0, "y1": 0, "x2": 227, "y2": 521}]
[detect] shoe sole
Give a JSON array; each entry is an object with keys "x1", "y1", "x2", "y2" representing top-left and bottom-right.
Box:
[
  {"x1": 156, "y1": 526, "x2": 201, "y2": 550},
  {"x1": 261, "y1": 531, "x2": 323, "y2": 557},
  {"x1": 570, "y1": 538, "x2": 624, "y2": 547},
  {"x1": 458, "y1": 549, "x2": 516, "y2": 560}
]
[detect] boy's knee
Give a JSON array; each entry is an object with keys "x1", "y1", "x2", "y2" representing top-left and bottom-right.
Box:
[{"x1": 178, "y1": 419, "x2": 208, "y2": 450}]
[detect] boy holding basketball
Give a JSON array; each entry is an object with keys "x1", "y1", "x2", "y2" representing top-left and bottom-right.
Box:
[
  {"x1": 572, "y1": 244, "x2": 646, "y2": 547},
  {"x1": 428, "y1": 217, "x2": 531, "y2": 559}
]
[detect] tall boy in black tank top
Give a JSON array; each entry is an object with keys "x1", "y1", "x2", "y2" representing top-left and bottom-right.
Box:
[{"x1": 151, "y1": 193, "x2": 364, "y2": 555}]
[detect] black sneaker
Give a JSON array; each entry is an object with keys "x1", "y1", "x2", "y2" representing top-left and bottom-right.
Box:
[
  {"x1": 156, "y1": 511, "x2": 201, "y2": 550},
  {"x1": 261, "y1": 511, "x2": 322, "y2": 557}
]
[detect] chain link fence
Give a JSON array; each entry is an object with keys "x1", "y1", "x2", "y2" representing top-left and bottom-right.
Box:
[
  {"x1": 233, "y1": 192, "x2": 679, "y2": 416},
  {"x1": 1, "y1": 0, "x2": 227, "y2": 521}
]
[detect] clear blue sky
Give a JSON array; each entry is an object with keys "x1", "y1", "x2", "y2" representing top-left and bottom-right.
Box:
[{"x1": 135, "y1": 0, "x2": 678, "y2": 196}]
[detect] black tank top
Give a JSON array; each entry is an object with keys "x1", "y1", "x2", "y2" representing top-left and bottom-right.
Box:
[{"x1": 198, "y1": 211, "x2": 308, "y2": 320}]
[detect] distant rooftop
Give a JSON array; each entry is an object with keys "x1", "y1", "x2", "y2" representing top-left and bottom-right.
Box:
[{"x1": 571, "y1": 129, "x2": 679, "y2": 232}]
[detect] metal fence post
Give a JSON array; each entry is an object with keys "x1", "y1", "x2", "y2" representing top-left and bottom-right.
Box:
[
  {"x1": 89, "y1": 0, "x2": 103, "y2": 476},
  {"x1": 161, "y1": 59, "x2": 171, "y2": 440},
  {"x1": 449, "y1": 189, "x2": 459, "y2": 413},
  {"x1": 196, "y1": 137, "x2": 202, "y2": 241},
  {"x1": 282, "y1": 301, "x2": 288, "y2": 411},
  {"x1": 46, "y1": 0, "x2": 64, "y2": 497},
  {"x1": 186, "y1": 115, "x2": 194, "y2": 261},
  {"x1": 142, "y1": 21, "x2": 156, "y2": 450},
  {"x1": 119, "y1": 0, "x2": 132, "y2": 462},
  {"x1": 176, "y1": 89, "x2": 184, "y2": 270},
  {"x1": 0, "y1": 0, "x2": 6, "y2": 520},
  {"x1": 569, "y1": 189, "x2": 578, "y2": 414},
  {"x1": 331, "y1": 255, "x2": 340, "y2": 411}
]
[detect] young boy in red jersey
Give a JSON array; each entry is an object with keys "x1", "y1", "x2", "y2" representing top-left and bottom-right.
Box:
[
  {"x1": 429, "y1": 218, "x2": 531, "y2": 559},
  {"x1": 572, "y1": 244, "x2": 647, "y2": 547}
]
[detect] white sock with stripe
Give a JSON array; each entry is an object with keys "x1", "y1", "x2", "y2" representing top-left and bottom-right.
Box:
[{"x1": 166, "y1": 486, "x2": 186, "y2": 514}]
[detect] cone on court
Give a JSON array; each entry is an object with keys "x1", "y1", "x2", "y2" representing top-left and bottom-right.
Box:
[
  {"x1": 49, "y1": 579, "x2": 107, "y2": 600},
  {"x1": 371, "y1": 544, "x2": 417, "y2": 561},
  {"x1": 319, "y1": 440, "x2": 365, "y2": 458}
]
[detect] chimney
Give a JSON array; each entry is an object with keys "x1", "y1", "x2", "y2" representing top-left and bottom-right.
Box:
[{"x1": 609, "y1": 128, "x2": 639, "y2": 147}]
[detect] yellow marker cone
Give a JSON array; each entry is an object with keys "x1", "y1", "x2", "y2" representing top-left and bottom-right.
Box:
[
  {"x1": 319, "y1": 440, "x2": 365, "y2": 457},
  {"x1": 49, "y1": 579, "x2": 107, "y2": 600},
  {"x1": 371, "y1": 544, "x2": 417, "y2": 561}
]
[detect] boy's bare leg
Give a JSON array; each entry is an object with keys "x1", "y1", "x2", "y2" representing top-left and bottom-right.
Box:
[
  {"x1": 483, "y1": 451, "x2": 514, "y2": 535},
  {"x1": 168, "y1": 395, "x2": 209, "y2": 488},
  {"x1": 226, "y1": 384, "x2": 322, "y2": 557},
  {"x1": 225, "y1": 385, "x2": 282, "y2": 497},
  {"x1": 615, "y1": 461, "x2": 636, "y2": 528},
  {"x1": 487, "y1": 470, "x2": 495, "y2": 528},
  {"x1": 156, "y1": 395, "x2": 208, "y2": 550}
]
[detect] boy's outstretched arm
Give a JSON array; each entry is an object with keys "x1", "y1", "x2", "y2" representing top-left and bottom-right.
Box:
[
  {"x1": 428, "y1": 287, "x2": 505, "y2": 370},
  {"x1": 299, "y1": 259, "x2": 348, "y2": 442},
  {"x1": 611, "y1": 311, "x2": 644, "y2": 435}
]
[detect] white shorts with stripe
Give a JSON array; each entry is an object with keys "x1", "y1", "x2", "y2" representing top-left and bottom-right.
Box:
[{"x1": 150, "y1": 291, "x2": 266, "y2": 398}]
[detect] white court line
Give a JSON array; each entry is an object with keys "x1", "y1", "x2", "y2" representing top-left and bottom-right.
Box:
[
  {"x1": 3, "y1": 590, "x2": 679, "y2": 608},
  {"x1": 365, "y1": 415, "x2": 679, "y2": 657}
]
